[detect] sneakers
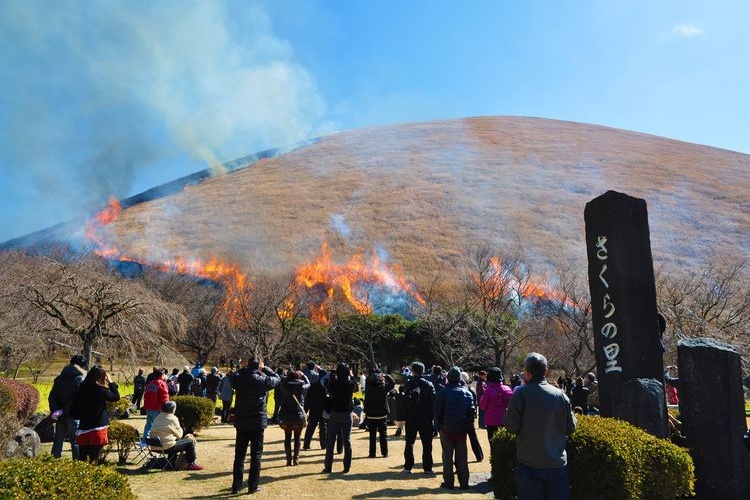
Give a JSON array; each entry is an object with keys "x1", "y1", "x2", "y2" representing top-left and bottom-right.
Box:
[
  {"x1": 440, "y1": 482, "x2": 455, "y2": 490},
  {"x1": 423, "y1": 469, "x2": 436, "y2": 475},
  {"x1": 187, "y1": 463, "x2": 204, "y2": 471},
  {"x1": 401, "y1": 468, "x2": 412, "y2": 473}
]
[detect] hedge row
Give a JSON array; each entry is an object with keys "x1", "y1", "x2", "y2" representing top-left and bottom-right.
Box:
[
  {"x1": 0, "y1": 455, "x2": 135, "y2": 499},
  {"x1": 490, "y1": 415, "x2": 694, "y2": 500},
  {"x1": 0, "y1": 378, "x2": 39, "y2": 424}
]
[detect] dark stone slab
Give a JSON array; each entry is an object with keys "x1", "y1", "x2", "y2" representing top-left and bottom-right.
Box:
[
  {"x1": 584, "y1": 191, "x2": 667, "y2": 435},
  {"x1": 614, "y1": 378, "x2": 669, "y2": 437},
  {"x1": 678, "y1": 338, "x2": 750, "y2": 500}
]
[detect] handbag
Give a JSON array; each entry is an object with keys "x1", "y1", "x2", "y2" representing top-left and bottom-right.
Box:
[{"x1": 292, "y1": 394, "x2": 307, "y2": 425}]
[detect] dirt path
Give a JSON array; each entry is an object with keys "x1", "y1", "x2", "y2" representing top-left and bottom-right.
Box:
[{"x1": 43, "y1": 414, "x2": 495, "y2": 499}]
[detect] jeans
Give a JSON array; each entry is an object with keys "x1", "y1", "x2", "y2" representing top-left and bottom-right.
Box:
[
  {"x1": 439, "y1": 431, "x2": 469, "y2": 487},
  {"x1": 52, "y1": 417, "x2": 79, "y2": 459},
  {"x1": 367, "y1": 418, "x2": 388, "y2": 457},
  {"x1": 168, "y1": 438, "x2": 197, "y2": 463},
  {"x1": 324, "y1": 411, "x2": 352, "y2": 471},
  {"x1": 515, "y1": 461, "x2": 570, "y2": 500},
  {"x1": 303, "y1": 410, "x2": 326, "y2": 449},
  {"x1": 233, "y1": 428, "x2": 265, "y2": 492},
  {"x1": 403, "y1": 419, "x2": 433, "y2": 471},
  {"x1": 143, "y1": 410, "x2": 160, "y2": 439},
  {"x1": 478, "y1": 408, "x2": 486, "y2": 429}
]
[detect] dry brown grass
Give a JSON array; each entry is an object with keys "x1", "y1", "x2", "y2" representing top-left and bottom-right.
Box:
[
  {"x1": 40, "y1": 414, "x2": 494, "y2": 499},
  {"x1": 98, "y1": 116, "x2": 749, "y2": 287}
]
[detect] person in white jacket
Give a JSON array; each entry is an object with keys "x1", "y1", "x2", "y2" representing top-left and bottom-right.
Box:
[{"x1": 150, "y1": 401, "x2": 204, "y2": 471}]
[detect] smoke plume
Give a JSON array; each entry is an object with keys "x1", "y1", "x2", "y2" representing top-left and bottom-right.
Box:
[{"x1": 0, "y1": 0, "x2": 330, "y2": 240}]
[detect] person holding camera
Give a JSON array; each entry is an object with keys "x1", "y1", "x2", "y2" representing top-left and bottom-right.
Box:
[
  {"x1": 364, "y1": 369, "x2": 395, "y2": 458},
  {"x1": 321, "y1": 363, "x2": 359, "y2": 474},
  {"x1": 230, "y1": 358, "x2": 280, "y2": 495}
]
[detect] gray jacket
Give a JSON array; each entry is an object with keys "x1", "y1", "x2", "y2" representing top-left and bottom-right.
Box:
[{"x1": 504, "y1": 379, "x2": 576, "y2": 468}]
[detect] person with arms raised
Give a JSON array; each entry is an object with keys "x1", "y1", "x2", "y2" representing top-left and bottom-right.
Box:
[{"x1": 230, "y1": 358, "x2": 280, "y2": 495}]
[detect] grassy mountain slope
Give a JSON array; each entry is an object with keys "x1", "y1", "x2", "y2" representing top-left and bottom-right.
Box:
[{"x1": 25, "y1": 116, "x2": 750, "y2": 287}]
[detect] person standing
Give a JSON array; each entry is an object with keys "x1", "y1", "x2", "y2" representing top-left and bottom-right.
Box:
[
  {"x1": 231, "y1": 358, "x2": 280, "y2": 495},
  {"x1": 401, "y1": 361, "x2": 436, "y2": 474},
  {"x1": 218, "y1": 369, "x2": 235, "y2": 423},
  {"x1": 461, "y1": 371, "x2": 484, "y2": 462},
  {"x1": 434, "y1": 367, "x2": 475, "y2": 490},
  {"x1": 479, "y1": 367, "x2": 513, "y2": 441},
  {"x1": 322, "y1": 363, "x2": 358, "y2": 474},
  {"x1": 49, "y1": 355, "x2": 88, "y2": 459},
  {"x1": 177, "y1": 366, "x2": 194, "y2": 396},
  {"x1": 504, "y1": 353, "x2": 577, "y2": 500},
  {"x1": 475, "y1": 370, "x2": 487, "y2": 429},
  {"x1": 363, "y1": 369, "x2": 395, "y2": 458},
  {"x1": 302, "y1": 366, "x2": 328, "y2": 450},
  {"x1": 570, "y1": 376, "x2": 590, "y2": 413},
  {"x1": 70, "y1": 365, "x2": 120, "y2": 464},
  {"x1": 142, "y1": 369, "x2": 169, "y2": 440},
  {"x1": 132, "y1": 368, "x2": 146, "y2": 410},
  {"x1": 278, "y1": 370, "x2": 310, "y2": 466},
  {"x1": 205, "y1": 367, "x2": 222, "y2": 403}
]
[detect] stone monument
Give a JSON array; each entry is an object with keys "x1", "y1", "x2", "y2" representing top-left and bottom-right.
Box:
[
  {"x1": 584, "y1": 190, "x2": 668, "y2": 437},
  {"x1": 678, "y1": 338, "x2": 750, "y2": 500}
]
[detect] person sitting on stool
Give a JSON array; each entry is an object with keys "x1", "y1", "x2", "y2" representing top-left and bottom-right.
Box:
[{"x1": 150, "y1": 401, "x2": 204, "y2": 471}]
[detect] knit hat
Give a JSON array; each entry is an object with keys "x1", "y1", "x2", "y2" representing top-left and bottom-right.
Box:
[
  {"x1": 487, "y1": 367, "x2": 503, "y2": 383},
  {"x1": 447, "y1": 366, "x2": 462, "y2": 383}
]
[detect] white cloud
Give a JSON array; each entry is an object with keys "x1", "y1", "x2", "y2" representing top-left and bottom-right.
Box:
[{"x1": 673, "y1": 24, "x2": 704, "y2": 38}]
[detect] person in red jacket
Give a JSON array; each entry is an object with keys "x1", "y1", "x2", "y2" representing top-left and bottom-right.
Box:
[{"x1": 142, "y1": 369, "x2": 170, "y2": 441}]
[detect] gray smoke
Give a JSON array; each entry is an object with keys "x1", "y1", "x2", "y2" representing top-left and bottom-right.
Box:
[{"x1": 0, "y1": 0, "x2": 331, "y2": 240}]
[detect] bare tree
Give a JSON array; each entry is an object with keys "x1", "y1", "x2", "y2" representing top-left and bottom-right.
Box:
[
  {"x1": 226, "y1": 273, "x2": 312, "y2": 363},
  {"x1": 140, "y1": 268, "x2": 228, "y2": 364},
  {"x1": 543, "y1": 262, "x2": 595, "y2": 376},
  {"x1": 20, "y1": 254, "x2": 187, "y2": 363},
  {"x1": 657, "y1": 259, "x2": 749, "y2": 365},
  {"x1": 463, "y1": 246, "x2": 542, "y2": 373}
]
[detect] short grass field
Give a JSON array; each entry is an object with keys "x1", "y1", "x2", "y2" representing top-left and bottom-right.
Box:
[{"x1": 39, "y1": 412, "x2": 494, "y2": 499}]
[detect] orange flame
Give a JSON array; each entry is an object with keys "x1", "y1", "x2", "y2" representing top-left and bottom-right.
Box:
[
  {"x1": 85, "y1": 196, "x2": 122, "y2": 257},
  {"x1": 84, "y1": 196, "x2": 252, "y2": 325},
  {"x1": 295, "y1": 243, "x2": 425, "y2": 323},
  {"x1": 481, "y1": 256, "x2": 575, "y2": 309}
]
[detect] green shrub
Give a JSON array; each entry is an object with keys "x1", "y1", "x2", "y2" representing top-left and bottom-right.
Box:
[
  {"x1": 0, "y1": 378, "x2": 39, "y2": 424},
  {"x1": 172, "y1": 395, "x2": 214, "y2": 434},
  {"x1": 106, "y1": 421, "x2": 140, "y2": 465},
  {"x1": 488, "y1": 427, "x2": 517, "y2": 500},
  {"x1": 106, "y1": 397, "x2": 131, "y2": 420},
  {"x1": 0, "y1": 454, "x2": 135, "y2": 499},
  {"x1": 490, "y1": 416, "x2": 694, "y2": 500}
]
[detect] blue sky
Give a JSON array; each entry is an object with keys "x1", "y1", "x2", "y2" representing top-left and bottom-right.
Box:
[{"x1": 0, "y1": 1, "x2": 748, "y2": 241}]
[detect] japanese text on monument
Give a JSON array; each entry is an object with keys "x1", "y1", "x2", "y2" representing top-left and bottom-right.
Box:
[{"x1": 596, "y1": 235, "x2": 622, "y2": 373}]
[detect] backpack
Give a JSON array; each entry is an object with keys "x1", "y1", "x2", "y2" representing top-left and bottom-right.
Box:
[{"x1": 402, "y1": 382, "x2": 422, "y2": 420}]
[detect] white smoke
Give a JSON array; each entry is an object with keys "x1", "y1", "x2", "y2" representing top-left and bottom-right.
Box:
[{"x1": 0, "y1": 0, "x2": 330, "y2": 240}]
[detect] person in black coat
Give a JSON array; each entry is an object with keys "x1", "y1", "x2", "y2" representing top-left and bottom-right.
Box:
[
  {"x1": 278, "y1": 370, "x2": 310, "y2": 465},
  {"x1": 230, "y1": 358, "x2": 280, "y2": 495},
  {"x1": 70, "y1": 365, "x2": 120, "y2": 464},
  {"x1": 322, "y1": 363, "x2": 358, "y2": 474},
  {"x1": 177, "y1": 366, "x2": 194, "y2": 396},
  {"x1": 49, "y1": 354, "x2": 88, "y2": 459},
  {"x1": 132, "y1": 368, "x2": 146, "y2": 409},
  {"x1": 303, "y1": 367, "x2": 328, "y2": 450},
  {"x1": 364, "y1": 369, "x2": 395, "y2": 458}
]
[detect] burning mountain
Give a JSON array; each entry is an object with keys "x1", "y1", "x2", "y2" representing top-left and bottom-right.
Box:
[{"x1": 4, "y1": 117, "x2": 749, "y2": 314}]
